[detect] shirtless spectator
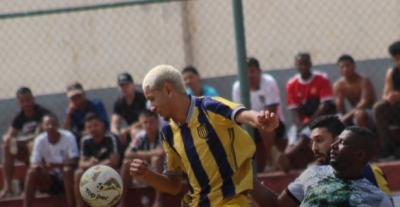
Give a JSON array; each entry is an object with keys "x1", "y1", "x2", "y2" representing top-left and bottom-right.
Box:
[
  {"x1": 64, "y1": 82, "x2": 109, "y2": 143},
  {"x1": 111, "y1": 73, "x2": 147, "y2": 150},
  {"x1": 182, "y1": 66, "x2": 219, "y2": 97},
  {"x1": 1, "y1": 87, "x2": 52, "y2": 198},
  {"x1": 333, "y1": 54, "x2": 376, "y2": 128},
  {"x1": 373, "y1": 41, "x2": 400, "y2": 160},
  {"x1": 278, "y1": 53, "x2": 336, "y2": 172},
  {"x1": 24, "y1": 114, "x2": 78, "y2": 207},
  {"x1": 232, "y1": 57, "x2": 286, "y2": 172}
]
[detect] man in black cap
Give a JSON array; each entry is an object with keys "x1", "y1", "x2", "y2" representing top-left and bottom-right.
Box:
[
  {"x1": 111, "y1": 73, "x2": 147, "y2": 149},
  {"x1": 64, "y1": 81, "x2": 109, "y2": 142}
]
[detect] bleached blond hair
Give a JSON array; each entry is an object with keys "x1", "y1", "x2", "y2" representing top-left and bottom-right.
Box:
[{"x1": 142, "y1": 65, "x2": 186, "y2": 94}]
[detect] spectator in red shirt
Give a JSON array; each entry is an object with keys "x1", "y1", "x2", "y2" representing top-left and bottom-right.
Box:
[{"x1": 277, "y1": 53, "x2": 336, "y2": 172}]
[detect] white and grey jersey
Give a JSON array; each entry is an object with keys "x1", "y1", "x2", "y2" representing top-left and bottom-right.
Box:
[{"x1": 287, "y1": 165, "x2": 393, "y2": 207}]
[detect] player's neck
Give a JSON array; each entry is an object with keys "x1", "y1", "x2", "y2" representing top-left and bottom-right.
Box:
[
  {"x1": 300, "y1": 71, "x2": 312, "y2": 81},
  {"x1": 334, "y1": 168, "x2": 364, "y2": 180},
  {"x1": 192, "y1": 85, "x2": 202, "y2": 96},
  {"x1": 23, "y1": 108, "x2": 35, "y2": 117},
  {"x1": 344, "y1": 73, "x2": 359, "y2": 83},
  {"x1": 171, "y1": 95, "x2": 191, "y2": 125},
  {"x1": 147, "y1": 131, "x2": 158, "y2": 143},
  {"x1": 48, "y1": 131, "x2": 60, "y2": 144},
  {"x1": 124, "y1": 92, "x2": 135, "y2": 104}
]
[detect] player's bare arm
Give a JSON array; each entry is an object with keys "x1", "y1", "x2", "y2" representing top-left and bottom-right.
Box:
[
  {"x1": 46, "y1": 157, "x2": 79, "y2": 170},
  {"x1": 291, "y1": 108, "x2": 305, "y2": 129},
  {"x1": 235, "y1": 110, "x2": 279, "y2": 132},
  {"x1": 98, "y1": 153, "x2": 120, "y2": 169},
  {"x1": 2, "y1": 127, "x2": 19, "y2": 147},
  {"x1": 16, "y1": 125, "x2": 42, "y2": 143},
  {"x1": 383, "y1": 68, "x2": 400, "y2": 103},
  {"x1": 307, "y1": 101, "x2": 332, "y2": 124},
  {"x1": 334, "y1": 80, "x2": 356, "y2": 122},
  {"x1": 250, "y1": 178, "x2": 298, "y2": 207},
  {"x1": 125, "y1": 145, "x2": 164, "y2": 160},
  {"x1": 130, "y1": 159, "x2": 182, "y2": 195},
  {"x1": 79, "y1": 156, "x2": 99, "y2": 170},
  {"x1": 110, "y1": 114, "x2": 122, "y2": 137},
  {"x1": 355, "y1": 76, "x2": 376, "y2": 109}
]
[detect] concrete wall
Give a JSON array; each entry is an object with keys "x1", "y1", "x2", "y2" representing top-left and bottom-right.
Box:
[{"x1": 0, "y1": 58, "x2": 392, "y2": 137}]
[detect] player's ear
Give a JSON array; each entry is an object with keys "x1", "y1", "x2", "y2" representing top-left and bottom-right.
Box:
[
  {"x1": 164, "y1": 83, "x2": 173, "y2": 97},
  {"x1": 356, "y1": 149, "x2": 366, "y2": 161}
]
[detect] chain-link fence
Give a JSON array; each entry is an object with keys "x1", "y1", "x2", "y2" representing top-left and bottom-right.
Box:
[{"x1": 0, "y1": 0, "x2": 399, "y2": 205}]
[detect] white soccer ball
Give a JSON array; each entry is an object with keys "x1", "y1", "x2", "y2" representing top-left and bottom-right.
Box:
[{"x1": 79, "y1": 165, "x2": 123, "y2": 207}]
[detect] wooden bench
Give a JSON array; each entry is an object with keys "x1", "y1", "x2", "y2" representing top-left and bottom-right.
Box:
[{"x1": 1, "y1": 161, "x2": 399, "y2": 207}]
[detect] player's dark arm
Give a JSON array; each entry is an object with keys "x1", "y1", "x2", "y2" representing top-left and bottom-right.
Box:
[
  {"x1": 355, "y1": 77, "x2": 376, "y2": 109},
  {"x1": 98, "y1": 153, "x2": 120, "y2": 169},
  {"x1": 110, "y1": 114, "x2": 122, "y2": 136},
  {"x1": 16, "y1": 125, "x2": 42, "y2": 143},
  {"x1": 79, "y1": 155, "x2": 93, "y2": 169},
  {"x1": 383, "y1": 68, "x2": 394, "y2": 100},
  {"x1": 290, "y1": 108, "x2": 304, "y2": 129},
  {"x1": 125, "y1": 145, "x2": 164, "y2": 160},
  {"x1": 251, "y1": 178, "x2": 299, "y2": 207},
  {"x1": 49, "y1": 158, "x2": 79, "y2": 168},
  {"x1": 307, "y1": 101, "x2": 333, "y2": 124},
  {"x1": 333, "y1": 81, "x2": 354, "y2": 122}
]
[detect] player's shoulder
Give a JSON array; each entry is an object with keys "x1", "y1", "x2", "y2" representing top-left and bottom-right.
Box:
[
  {"x1": 287, "y1": 74, "x2": 301, "y2": 86},
  {"x1": 333, "y1": 77, "x2": 346, "y2": 88},
  {"x1": 135, "y1": 130, "x2": 147, "y2": 140},
  {"x1": 104, "y1": 131, "x2": 118, "y2": 140},
  {"x1": 80, "y1": 134, "x2": 93, "y2": 143},
  {"x1": 34, "y1": 132, "x2": 48, "y2": 143},
  {"x1": 89, "y1": 98, "x2": 104, "y2": 106}
]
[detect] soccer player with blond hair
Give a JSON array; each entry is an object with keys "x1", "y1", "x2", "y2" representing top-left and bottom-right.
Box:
[{"x1": 130, "y1": 65, "x2": 279, "y2": 207}]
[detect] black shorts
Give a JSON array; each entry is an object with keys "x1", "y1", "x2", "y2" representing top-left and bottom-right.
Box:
[
  {"x1": 41, "y1": 174, "x2": 65, "y2": 195},
  {"x1": 254, "y1": 119, "x2": 286, "y2": 142}
]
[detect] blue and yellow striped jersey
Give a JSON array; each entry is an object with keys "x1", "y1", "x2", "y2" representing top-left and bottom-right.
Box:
[
  {"x1": 363, "y1": 163, "x2": 391, "y2": 195},
  {"x1": 161, "y1": 96, "x2": 256, "y2": 207}
]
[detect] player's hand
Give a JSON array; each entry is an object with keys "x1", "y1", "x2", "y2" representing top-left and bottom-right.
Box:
[
  {"x1": 2, "y1": 135, "x2": 11, "y2": 147},
  {"x1": 66, "y1": 102, "x2": 76, "y2": 116},
  {"x1": 257, "y1": 111, "x2": 279, "y2": 132},
  {"x1": 388, "y1": 92, "x2": 400, "y2": 104},
  {"x1": 130, "y1": 159, "x2": 149, "y2": 179},
  {"x1": 89, "y1": 157, "x2": 99, "y2": 165}
]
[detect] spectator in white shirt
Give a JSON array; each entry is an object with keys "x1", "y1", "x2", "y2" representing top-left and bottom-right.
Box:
[
  {"x1": 23, "y1": 114, "x2": 79, "y2": 207},
  {"x1": 232, "y1": 57, "x2": 286, "y2": 172}
]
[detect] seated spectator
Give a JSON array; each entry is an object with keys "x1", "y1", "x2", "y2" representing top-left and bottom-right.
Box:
[
  {"x1": 182, "y1": 66, "x2": 219, "y2": 97},
  {"x1": 24, "y1": 114, "x2": 78, "y2": 207},
  {"x1": 333, "y1": 54, "x2": 376, "y2": 128},
  {"x1": 111, "y1": 73, "x2": 147, "y2": 150},
  {"x1": 280, "y1": 53, "x2": 336, "y2": 172},
  {"x1": 373, "y1": 41, "x2": 400, "y2": 160},
  {"x1": 250, "y1": 126, "x2": 393, "y2": 207},
  {"x1": 119, "y1": 110, "x2": 164, "y2": 207},
  {"x1": 1, "y1": 87, "x2": 53, "y2": 198},
  {"x1": 74, "y1": 113, "x2": 121, "y2": 207},
  {"x1": 64, "y1": 82, "x2": 109, "y2": 142},
  {"x1": 232, "y1": 57, "x2": 286, "y2": 172},
  {"x1": 308, "y1": 115, "x2": 391, "y2": 198}
]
